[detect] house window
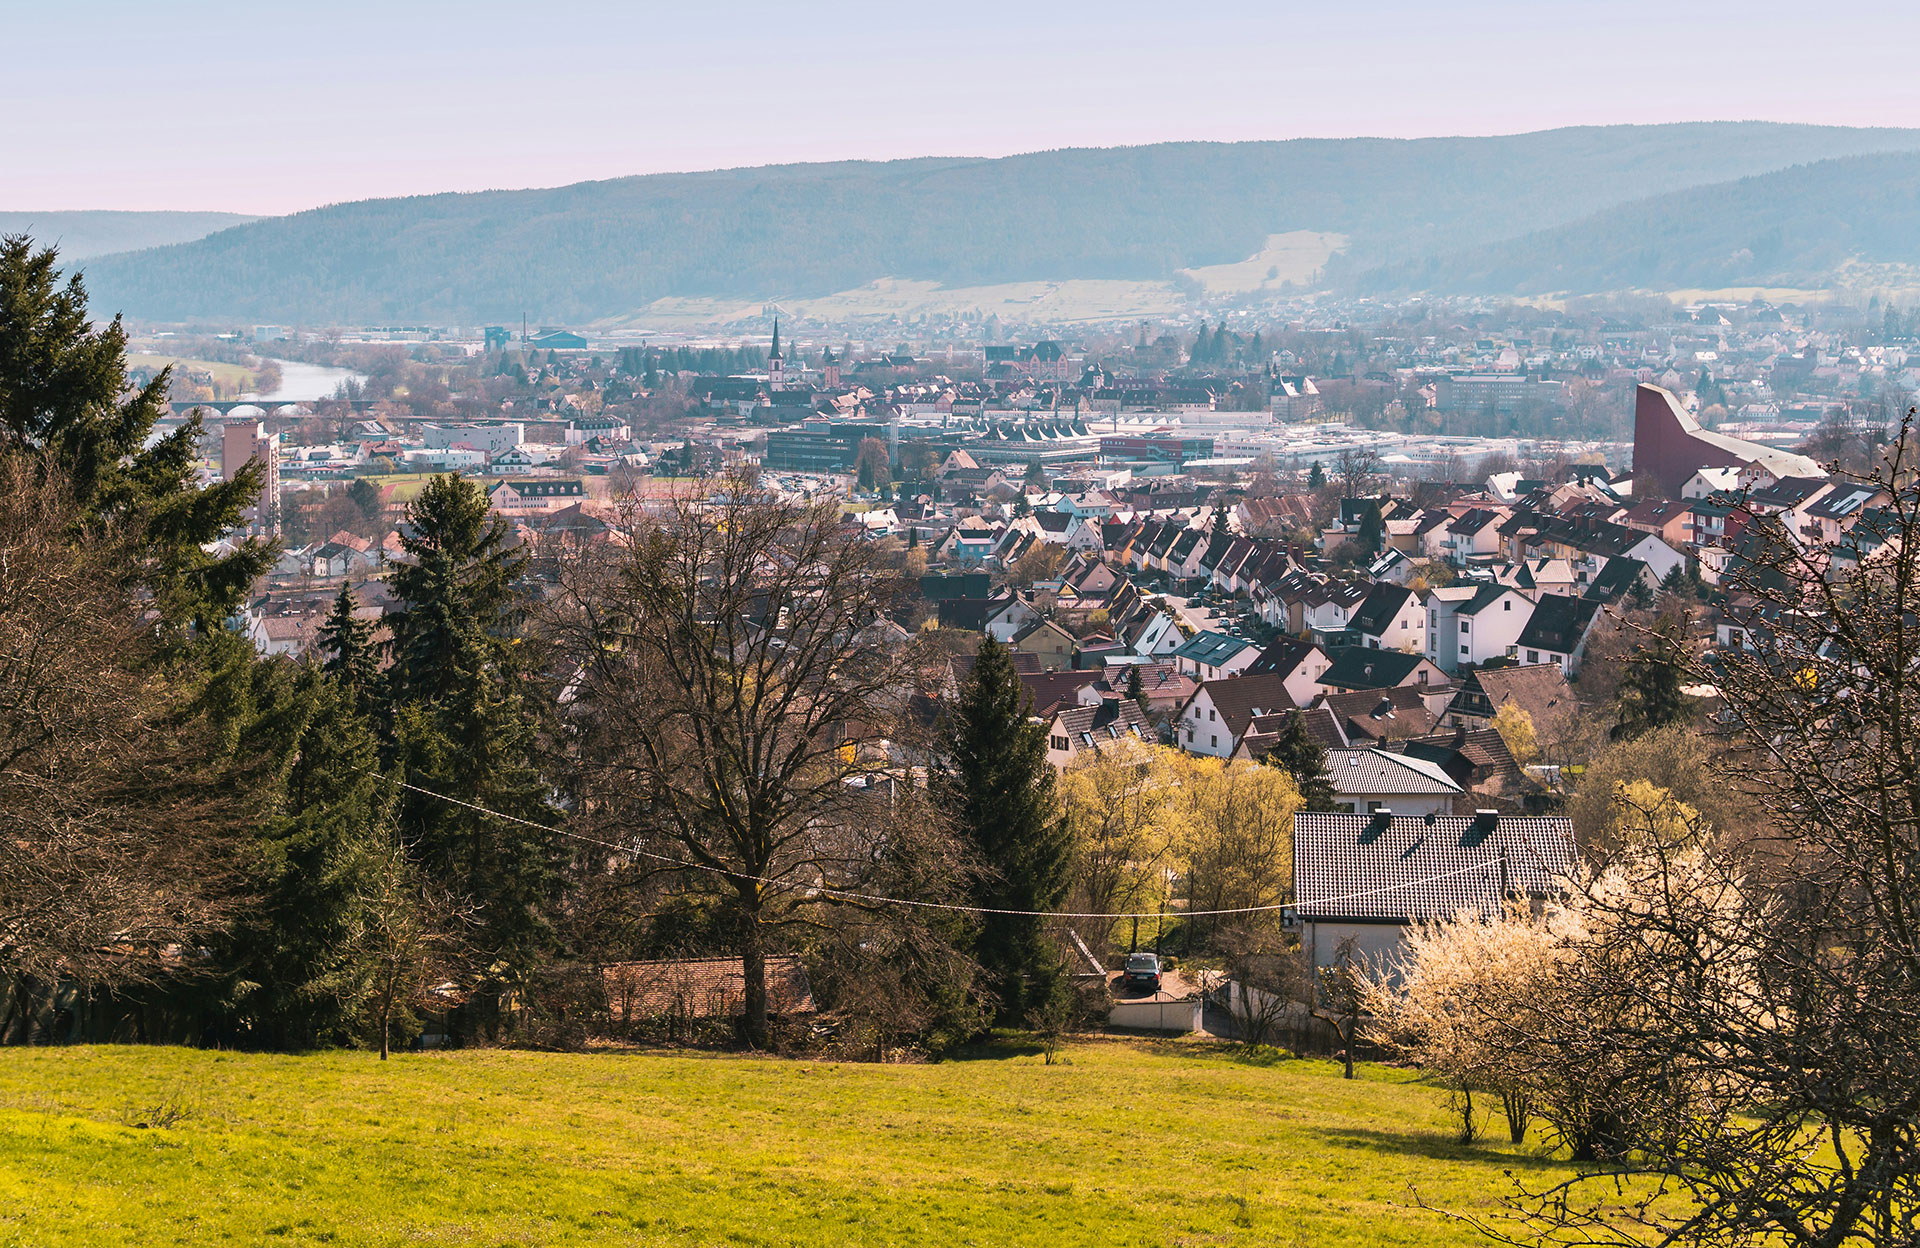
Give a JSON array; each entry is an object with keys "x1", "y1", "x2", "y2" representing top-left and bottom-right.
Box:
[
  {"x1": 1208, "y1": 709, "x2": 1216, "y2": 721},
  {"x1": 1210, "y1": 735, "x2": 1218, "y2": 748},
  {"x1": 1503, "y1": 600, "x2": 1511, "y2": 610},
  {"x1": 1460, "y1": 644, "x2": 1470, "y2": 654},
  {"x1": 1460, "y1": 620, "x2": 1470, "y2": 634},
  {"x1": 1186, "y1": 729, "x2": 1193, "y2": 743},
  {"x1": 1050, "y1": 735, "x2": 1068, "y2": 751}
]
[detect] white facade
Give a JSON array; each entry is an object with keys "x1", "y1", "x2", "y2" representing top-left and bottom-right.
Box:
[
  {"x1": 424, "y1": 422, "x2": 525, "y2": 455},
  {"x1": 1426, "y1": 586, "x2": 1534, "y2": 674}
]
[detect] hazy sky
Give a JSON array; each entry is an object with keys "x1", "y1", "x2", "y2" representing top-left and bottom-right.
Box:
[{"x1": 9, "y1": 0, "x2": 1919, "y2": 215}]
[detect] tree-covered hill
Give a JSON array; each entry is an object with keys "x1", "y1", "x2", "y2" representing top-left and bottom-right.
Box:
[
  {"x1": 0, "y1": 211, "x2": 256, "y2": 261},
  {"x1": 77, "y1": 124, "x2": 1920, "y2": 323},
  {"x1": 1355, "y1": 151, "x2": 1920, "y2": 295}
]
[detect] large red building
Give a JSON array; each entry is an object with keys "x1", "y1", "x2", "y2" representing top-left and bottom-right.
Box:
[{"x1": 1632, "y1": 384, "x2": 1821, "y2": 496}]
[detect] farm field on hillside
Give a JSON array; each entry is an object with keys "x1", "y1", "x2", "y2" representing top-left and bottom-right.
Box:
[{"x1": 0, "y1": 1042, "x2": 1574, "y2": 1247}]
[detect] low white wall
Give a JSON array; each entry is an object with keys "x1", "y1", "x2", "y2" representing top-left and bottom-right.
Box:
[{"x1": 1107, "y1": 998, "x2": 1202, "y2": 1033}]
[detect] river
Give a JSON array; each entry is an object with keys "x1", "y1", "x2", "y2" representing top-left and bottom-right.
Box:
[{"x1": 242, "y1": 358, "x2": 366, "y2": 403}]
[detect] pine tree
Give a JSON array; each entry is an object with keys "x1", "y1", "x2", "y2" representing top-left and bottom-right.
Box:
[
  {"x1": 1357, "y1": 503, "x2": 1385, "y2": 556},
  {"x1": 1126, "y1": 663, "x2": 1147, "y2": 710},
  {"x1": 1309, "y1": 461, "x2": 1327, "y2": 489},
  {"x1": 1264, "y1": 710, "x2": 1337, "y2": 811},
  {"x1": 386, "y1": 474, "x2": 527, "y2": 707},
  {"x1": 0, "y1": 235, "x2": 271, "y2": 629},
  {"x1": 216, "y1": 665, "x2": 390, "y2": 1049},
  {"x1": 347, "y1": 477, "x2": 383, "y2": 526},
  {"x1": 937, "y1": 634, "x2": 1071, "y2": 1022},
  {"x1": 383, "y1": 474, "x2": 557, "y2": 989},
  {"x1": 1612, "y1": 619, "x2": 1692, "y2": 740},
  {"x1": 317, "y1": 583, "x2": 383, "y2": 713}
]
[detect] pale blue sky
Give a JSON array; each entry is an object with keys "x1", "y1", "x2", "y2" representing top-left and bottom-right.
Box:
[{"x1": 7, "y1": 0, "x2": 1918, "y2": 214}]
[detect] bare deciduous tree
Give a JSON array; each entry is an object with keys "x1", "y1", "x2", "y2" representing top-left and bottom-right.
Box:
[
  {"x1": 1467, "y1": 415, "x2": 1920, "y2": 1247},
  {"x1": 0, "y1": 461, "x2": 238, "y2": 1014},
  {"x1": 549, "y1": 472, "x2": 956, "y2": 1049}
]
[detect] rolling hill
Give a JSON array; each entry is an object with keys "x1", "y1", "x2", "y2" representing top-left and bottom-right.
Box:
[
  {"x1": 1352, "y1": 151, "x2": 1920, "y2": 296},
  {"x1": 73, "y1": 124, "x2": 1920, "y2": 324},
  {"x1": 0, "y1": 211, "x2": 257, "y2": 261}
]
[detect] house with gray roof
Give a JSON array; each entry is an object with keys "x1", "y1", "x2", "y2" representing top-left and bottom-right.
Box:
[
  {"x1": 1171, "y1": 630, "x2": 1260, "y2": 681},
  {"x1": 1291, "y1": 809, "x2": 1576, "y2": 975},
  {"x1": 1325, "y1": 748, "x2": 1462, "y2": 817}
]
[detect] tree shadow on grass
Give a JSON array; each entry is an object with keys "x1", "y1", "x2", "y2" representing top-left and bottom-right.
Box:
[
  {"x1": 942, "y1": 1037, "x2": 1047, "y2": 1062},
  {"x1": 1316, "y1": 1126, "x2": 1569, "y2": 1173}
]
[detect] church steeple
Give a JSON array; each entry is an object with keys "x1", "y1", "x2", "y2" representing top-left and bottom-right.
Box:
[{"x1": 768, "y1": 317, "x2": 785, "y2": 391}]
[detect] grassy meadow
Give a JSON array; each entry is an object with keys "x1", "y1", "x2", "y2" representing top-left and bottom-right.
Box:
[{"x1": 0, "y1": 1041, "x2": 1575, "y2": 1247}]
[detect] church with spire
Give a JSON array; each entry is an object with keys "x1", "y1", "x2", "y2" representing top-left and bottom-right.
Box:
[{"x1": 767, "y1": 317, "x2": 785, "y2": 391}]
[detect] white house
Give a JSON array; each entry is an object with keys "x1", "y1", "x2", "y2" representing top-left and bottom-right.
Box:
[
  {"x1": 1325, "y1": 748, "x2": 1463, "y2": 817},
  {"x1": 1349, "y1": 583, "x2": 1426, "y2": 652},
  {"x1": 1175, "y1": 673, "x2": 1302, "y2": 758},
  {"x1": 1245, "y1": 636, "x2": 1333, "y2": 708},
  {"x1": 1426, "y1": 584, "x2": 1534, "y2": 674}
]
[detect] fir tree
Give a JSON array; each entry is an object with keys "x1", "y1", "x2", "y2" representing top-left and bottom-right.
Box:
[
  {"x1": 317, "y1": 583, "x2": 383, "y2": 713},
  {"x1": 1308, "y1": 461, "x2": 1327, "y2": 489},
  {"x1": 1126, "y1": 662, "x2": 1147, "y2": 710},
  {"x1": 1356, "y1": 503, "x2": 1385, "y2": 556},
  {"x1": 1264, "y1": 710, "x2": 1338, "y2": 812},
  {"x1": 1612, "y1": 620, "x2": 1692, "y2": 740},
  {"x1": 386, "y1": 474, "x2": 527, "y2": 707},
  {"x1": 0, "y1": 235, "x2": 271, "y2": 628},
  {"x1": 936, "y1": 634, "x2": 1071, "y2": 1022},
  {"x1": 383, "y1": 474, "x2": 557, "y2": 987},
  {"x1": 216, "y1": 665, "x2": 390, "y2": 1049},
  {"x1": 347, "y1": 477, "x2": 383, "y2": 525}
]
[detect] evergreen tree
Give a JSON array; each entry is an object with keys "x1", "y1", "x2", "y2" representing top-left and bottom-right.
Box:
[
  {"x1": 1263, "y1": 710, "x2": 1338, "y2": 812},
  {"x1": 1308, "y1": 461, "x2": 1327, "y2": 489},
  {"x1": 1612, "y1": 619, "x2": 1692, "y2": 740},
  {"x1": 347, "y1": 477, "x2": 383, "y2": 525},
  {"x1": 317, "y1": 582, "x2": 382, "y2": 713},
  {"x1": 216, "y1": 664, "x2": 390, "y2": 1049},
  {"x1": 1356, "y1": 503, "x2": 1385, "y2": 556},
  {"x1": 386, "y1": 474, "x2": 527, "y2": 706},
  {"x1": 0, "y1": 235, "x2": 271, "y2": 628},
  {"x1": 383, "y1": 474, "x2": 557, "y2": 985},
  {"x1": 1126, "y1": 663, "x2": 1147, "y2": 710},
  {"x1": 936, "y1": 635, "x2": 1070, "y2": 1022}
]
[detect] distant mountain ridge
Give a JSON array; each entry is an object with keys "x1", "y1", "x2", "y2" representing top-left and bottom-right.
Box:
[
  {"x1": 0, "y1": 211, "x2": 257, "y2": 261},
  {"x1": 1354, "y1": 151, "x2": 1920, "y2": 296},
  {"x1": 73, "y1": 124, "x2": 1920, "y2": 323}
]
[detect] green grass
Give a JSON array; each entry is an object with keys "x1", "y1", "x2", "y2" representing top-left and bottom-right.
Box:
[{"x1": 0, "y1": 1042, "x2": 1571, "y2": 1246}]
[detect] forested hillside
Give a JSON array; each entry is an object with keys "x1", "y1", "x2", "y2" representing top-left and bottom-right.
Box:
[
  {"x1": 78, "y1": 123, "x2": 1920, "y2": 323},
  {"x1": 0, "y1": 211, "x2": 256, "y2": 260},
  {"x1": 1357, "y1": 151, "x2": 1920, "y2": 295}
]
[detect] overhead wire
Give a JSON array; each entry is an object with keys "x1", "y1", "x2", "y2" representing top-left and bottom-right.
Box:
[{"x1": 391, "y1": 777, "x2": 1510, "y2": 921}]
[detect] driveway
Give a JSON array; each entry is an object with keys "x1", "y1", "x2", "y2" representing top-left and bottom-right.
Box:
[{"x1": 1105, "y1": 968, "x2": 1200, "y2": 1004}]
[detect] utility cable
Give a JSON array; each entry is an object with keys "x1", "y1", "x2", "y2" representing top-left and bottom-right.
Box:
[{"x1": 393, "y1": 777, "x2": 1511, "y2": 921}]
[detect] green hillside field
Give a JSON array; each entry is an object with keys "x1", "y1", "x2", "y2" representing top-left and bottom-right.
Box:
[{"x1": 0, "y1": 1041, "x2": 1576, "y2": 1247}]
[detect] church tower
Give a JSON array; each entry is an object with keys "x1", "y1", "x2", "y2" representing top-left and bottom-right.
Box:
[
  {"x1": 768, "y1": 317, "x2": 785, "y2": 391},
  {"x1": 822, "y1": 344, "x2": 840, "y2": 388}
]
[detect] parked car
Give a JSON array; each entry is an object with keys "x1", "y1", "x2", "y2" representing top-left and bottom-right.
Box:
[{"x1": 1122, "y1": 952, "x2": 1162, "y2": 992}]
